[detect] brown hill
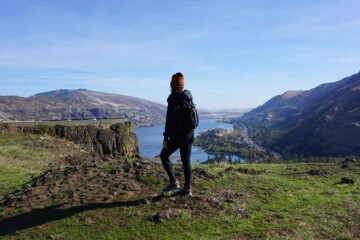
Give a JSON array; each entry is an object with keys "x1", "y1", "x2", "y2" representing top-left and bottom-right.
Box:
[{"x1": 0, "y1": 89, "x2": 167, "y2": 126}]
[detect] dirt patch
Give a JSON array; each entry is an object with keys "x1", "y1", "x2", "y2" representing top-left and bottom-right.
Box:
[
  {"x1": 192, "y1": 168, "x2": 216, "y2": 179},
  {"x1": 210, "y1": 190, "x2": 252, "y2": 218},
  {"x1": 237, "y1": 167, "x2": 266, "y2": 175},
  {"x1": 348, "y1": 227, "x2": 360, "y2": 239},
  {"x1": 212, "y1": 190, "x2": 247, "y2": 204},
  {"x1": 271, "y1": 228, "x2": 293, "y2": 238},
  {"x1": 150, "y1": 207, "x2": 183, "y2": 222},
  {"x1": 1, "y1": 158, "x2": 164, "y2": 210},
  {"x1": 218, "y1": 167, "x2": 266, "y2": 176},
  {"x1": 307, "y1": 168, "x2": 328, "y2": 176},
  {"x1": 1, "y1": 154, "x2": 235, "y2": 215},
  {"x1": 224, "y1": 167, "x2": 236, "y2": 172},
  {"x1": 50, "y1": 152, "x2": 95, "y2": 167},
  {"x1": 232, "y1": 236, "x2": 257, "y2": 240}
]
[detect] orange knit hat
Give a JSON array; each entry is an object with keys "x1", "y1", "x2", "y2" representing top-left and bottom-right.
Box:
[{"x1": 170, "y1": 72, "x2": 184, "y2": 90}]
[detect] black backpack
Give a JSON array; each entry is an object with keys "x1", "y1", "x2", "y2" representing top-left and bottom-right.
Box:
[{"x1": 175, "y1": 98, "x2": 199, "y2": 132}]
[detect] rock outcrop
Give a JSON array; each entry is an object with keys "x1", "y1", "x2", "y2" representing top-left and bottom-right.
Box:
[
  {"x1": 17, "y1": 122, "x2": 140, "y2": 158},
  {"x1": 0, "y1": 123, "x2": 10, "y2": 133}
]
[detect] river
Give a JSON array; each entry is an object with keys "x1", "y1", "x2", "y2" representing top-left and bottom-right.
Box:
[{"x1": 134, "y1": 119, "x2": 246, "y2": 163}]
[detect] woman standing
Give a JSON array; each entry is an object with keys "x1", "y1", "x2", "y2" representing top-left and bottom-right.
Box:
[{"x1": 160, "y1": 72, "x2": 195, "y2": 196}]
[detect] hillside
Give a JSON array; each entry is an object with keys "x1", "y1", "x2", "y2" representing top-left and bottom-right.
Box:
[
  {"x1": 0, "y1": 89, "x2": 167, "y2": 126},
  {"x1": 237, "y1": 71, "x2": 360, "y2": 156},
  {"x1": 0, "y1": 127, "x2": 359, "y2": 239},
  {"x1": 0, "y1": 89, "x2": 245, "y2": 127}
]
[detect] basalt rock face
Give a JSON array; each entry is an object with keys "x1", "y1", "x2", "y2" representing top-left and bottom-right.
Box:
[{"x1": 18, "y1": 122, "x2": 140, "y2": 158}]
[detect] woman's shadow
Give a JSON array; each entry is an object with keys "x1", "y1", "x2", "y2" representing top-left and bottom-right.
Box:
[{"x1": 0, "y1": 194, "x2": 166, "y2": 236}]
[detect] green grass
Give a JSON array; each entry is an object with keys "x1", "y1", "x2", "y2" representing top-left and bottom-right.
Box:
[
  {"x1": 0, "y1": 133, "x2": 92, "y2": 200},
  {"x1": 0, "y1": 166, "x2": 30, "y2": 197},
  {"x1": 0, "y1": 134, "x2": 45, "y2": 198},
  {"x1": 2, "y1": 163, "x2": 360, "y2": 239},
  {"x1": 0, "y1": 133, "x2": 360, "y2": 239}
]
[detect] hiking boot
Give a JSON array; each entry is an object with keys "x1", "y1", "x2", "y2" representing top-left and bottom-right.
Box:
[
  {"x1": 172, "y1": 188, "x2": 192, "y2": 197},
  {"x1": 161, "y1": 181, "x2": 180, "y2": 193}
]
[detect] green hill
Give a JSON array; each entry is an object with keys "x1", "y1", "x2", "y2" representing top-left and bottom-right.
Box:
[{"x1": 0, "y1": 128, "x2": 359, "y2": 239}]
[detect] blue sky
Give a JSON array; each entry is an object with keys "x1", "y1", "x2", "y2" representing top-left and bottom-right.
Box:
[{"x1": 1, "y1": 0, "x2": 360, "y2": 109}]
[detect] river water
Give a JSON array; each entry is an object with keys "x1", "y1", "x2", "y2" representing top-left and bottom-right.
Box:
[{"x1": 134, "y1": 119, "x2": 245, "y2": 163}]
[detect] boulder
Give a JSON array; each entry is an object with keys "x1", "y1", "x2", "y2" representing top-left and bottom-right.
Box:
[
  {"x1": 0, "y1": 123, "x2": 10, "y2": 133},
  {"x1": 340, "y1": 177, "x2": 355, "y2": 184},
  {"x1": 341, "y1": 158, "x2": 357, "y2": 164}
]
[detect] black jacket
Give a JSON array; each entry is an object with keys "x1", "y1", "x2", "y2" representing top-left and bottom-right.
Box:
[{"x1": 163, "y1": 89, "x2": 193, "y2": 141}]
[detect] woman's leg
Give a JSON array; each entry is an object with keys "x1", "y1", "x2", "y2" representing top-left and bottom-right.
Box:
[
  {"x1": 160, "y1": 138, "x2": 180, "y2": 183},
  {"x1": 179, "y1": 132, "x2": 194, "y2": 190}
]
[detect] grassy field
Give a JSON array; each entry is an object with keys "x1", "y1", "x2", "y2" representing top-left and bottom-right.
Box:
[{"x1": 0, "y1": 133, "x2": 359, "y2": 239}]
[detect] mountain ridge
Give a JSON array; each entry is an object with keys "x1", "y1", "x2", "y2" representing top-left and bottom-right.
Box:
[
  {"x1": 0, "y1": 89, "x2": 167, "y2": 126},
  {"x1": 237, "y1": 71, "x2": 360, "y2": 156},
  {"x1": 0, "y1": 89, "x2": 247, "y2": 126}
]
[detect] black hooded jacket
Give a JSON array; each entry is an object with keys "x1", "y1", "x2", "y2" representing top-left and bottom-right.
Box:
[{"x1": 163, "y1": 89, "x2": 194, "y2": 141}]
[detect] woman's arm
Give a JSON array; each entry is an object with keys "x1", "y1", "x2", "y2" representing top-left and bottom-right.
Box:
[{"x1": 163, "y1": 96, "x2": 177, "y2": 141}]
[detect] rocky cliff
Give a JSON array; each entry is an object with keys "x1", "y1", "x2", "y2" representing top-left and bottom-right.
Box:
[{"x1": 16, "y1": 122, "x2": 140, "y2": 158}]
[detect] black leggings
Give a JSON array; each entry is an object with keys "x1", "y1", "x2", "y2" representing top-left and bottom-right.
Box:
[{"x1": 160, "y1": 131, "x2": 194, "y2": 190}]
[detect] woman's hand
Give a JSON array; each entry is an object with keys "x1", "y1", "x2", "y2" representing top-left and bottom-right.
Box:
[{"x1": 163, "y1": 141, "x2": 168, "y2": 149}]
